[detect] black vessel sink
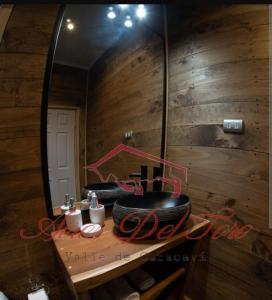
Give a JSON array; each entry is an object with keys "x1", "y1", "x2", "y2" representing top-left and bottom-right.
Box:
[{"x1": 112, "y1": 192, "x2": 191, "y2": 237}]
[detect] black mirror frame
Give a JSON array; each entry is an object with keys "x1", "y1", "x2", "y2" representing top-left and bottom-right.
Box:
[{"x1": 41, "y1": 5, "x2": 65, "y2": 220}]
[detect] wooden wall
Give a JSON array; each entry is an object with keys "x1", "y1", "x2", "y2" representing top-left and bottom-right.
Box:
[
  {"x1": 49, "y1": 63, "x2": 88, "y2": 190},
  {"x1": 0, "y1": 5, "x2": 70, "y2": 299},
  {"x1": 167, "y1": 4, "x2": 271, "y2": 299},
  {"x1": 86, "y1": 29, "x2": 163, "y2": 185},
  {"x1": 0, "y1": 5, "x2": 13, "y2": 42},
  {"x1": 0, "y1": 4, "x2": 271, "y2": 300}
]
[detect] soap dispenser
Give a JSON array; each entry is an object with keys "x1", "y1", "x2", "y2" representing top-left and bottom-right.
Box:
[
  {"x1": 80, "y1": 190, "x2": 92, "y2": 211},
  {"x1": 90, "y1": 192, "x2": 98, "y2": 208},
  {"x1": 87, "y1": 190, "x2": 93, "y2": 203},
  {"x1": 60, "y1": 194, "x2": 70, "y2": 214},
  {"x1": 65, "y1": 197, "x2": 83, "y2": 233}
]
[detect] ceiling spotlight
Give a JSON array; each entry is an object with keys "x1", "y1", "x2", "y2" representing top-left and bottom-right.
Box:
[
  {"x1": 136, "y1": 4, "x2": 146, "y2": 19},
  {"x1": 124, "y1": 16, "x2": 133, "y2": 28},
  {"x1": 67, "y1": 23, "x2": 74, "y2": 31},
  {"x1": 119, "y1": 4, "x2": 128, "y2": 9},
  {"x1": 66, "y1": 18, "x2": 71, "y2": 23},
  {"x1": 107, "y1": 7, "x2": 116, "y2": 19}
]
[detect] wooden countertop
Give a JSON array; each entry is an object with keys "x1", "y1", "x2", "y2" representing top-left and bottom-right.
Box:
[{"x1": 52, "y1": 215, "x2": 209, "y2": 293}]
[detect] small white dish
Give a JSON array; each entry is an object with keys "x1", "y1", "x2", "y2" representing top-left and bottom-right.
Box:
[{"x1": 80, "y1": 223, "x2": 102, "y2": 238}]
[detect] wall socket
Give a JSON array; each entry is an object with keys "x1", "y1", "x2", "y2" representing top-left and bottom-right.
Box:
[{"x1": 223, "y1": 119, "x2": 244, "y2": 133}]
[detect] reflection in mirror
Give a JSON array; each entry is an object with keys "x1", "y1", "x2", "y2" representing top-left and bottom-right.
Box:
[{"x1": 47, "y1": 4, "x2": 165, "y2": 216}]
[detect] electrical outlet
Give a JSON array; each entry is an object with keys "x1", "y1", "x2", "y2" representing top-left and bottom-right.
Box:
[{"x1": 223, "y1": 119, "x2": 244, "y2": 133}]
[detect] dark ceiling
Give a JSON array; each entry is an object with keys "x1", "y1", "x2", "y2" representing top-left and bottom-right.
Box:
[
  {"x1": 54, "y1": 5, "x2": 126, "y2": 70},
  {"x1": 54, "y1": 4, "x2": 163, "y2": 70}
]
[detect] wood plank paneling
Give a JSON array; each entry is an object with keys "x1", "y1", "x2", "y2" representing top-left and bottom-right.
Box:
[
  {"x1": 0, "y1": 5, "x2": 12, "y2": 43},
  {"x1": 86, "y1": 29, "x2": 163, "y2": 184},
  {"x1": 0, "y1": 5, "x2": 70, "y2": 299},
  {"x1": 167, "y1": 4, "x2": 271, "y2": 299},
  {"x1": 0, "y1": 5, "x2": 57, "y2": 55},
  {"x1": 0, "y1": 78, "x2": 44, "y2": 108},
  {"x1": 1, "y1": 4, "x2": 271, "y2": 300}
]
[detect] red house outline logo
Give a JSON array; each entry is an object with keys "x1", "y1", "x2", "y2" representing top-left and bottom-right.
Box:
[{"x1": 85, "y1": 144, "x2": 188, "y2": 197}]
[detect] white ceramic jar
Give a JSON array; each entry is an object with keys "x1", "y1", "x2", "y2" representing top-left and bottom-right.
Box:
[
  {"x1": 89, "y1": 204, "x2": 105, "y2": 226},
  {"x1": 65, "y1": 209, "x2": 83, "y2": 232}
]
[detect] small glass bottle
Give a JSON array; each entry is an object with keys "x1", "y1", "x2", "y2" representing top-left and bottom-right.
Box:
[
  {"x1": 60, "y1": 194, "x2": 70, "y2": 214},
  {"x1": 80, "y1": 190, "x2": 92, "y2": 211}
]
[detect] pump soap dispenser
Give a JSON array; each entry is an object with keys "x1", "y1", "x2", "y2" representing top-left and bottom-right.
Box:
[
  {"x1": 65, "y1": 197, "x2": 83, "y2": 233},
  {"x1": 80, "y1": 190, "x2": 92, "y2": 211},
  {"x1": 61, "y1": 194, "x2": 70, "y2": 214}
]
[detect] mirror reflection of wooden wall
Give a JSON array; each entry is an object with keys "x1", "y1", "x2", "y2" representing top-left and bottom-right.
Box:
[
  {"x1": 47, "y1": 5, "x2": 165, "y2": 204},
  {"x1": 86, "y1": 28, "x2": 163, "y2": 185}
]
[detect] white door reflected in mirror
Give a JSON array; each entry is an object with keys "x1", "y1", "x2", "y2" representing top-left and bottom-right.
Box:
[{"x1": 47, "y1": 108, "x2": 77, "y2": 207}]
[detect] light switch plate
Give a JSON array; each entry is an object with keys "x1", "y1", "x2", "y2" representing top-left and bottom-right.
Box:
[{"x1": 223, "y1": 119, "x2": 244, "y2": 133}]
